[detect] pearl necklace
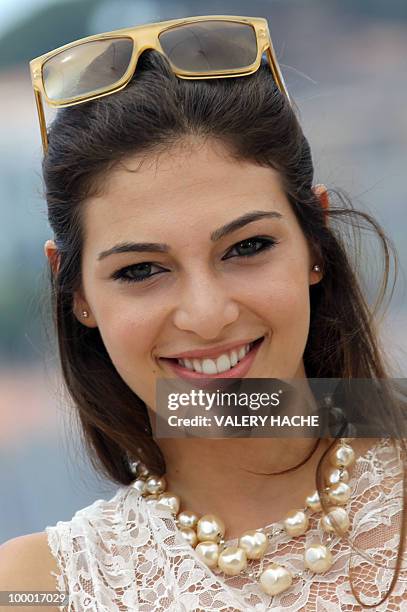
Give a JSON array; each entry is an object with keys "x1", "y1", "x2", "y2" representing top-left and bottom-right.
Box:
[{"x1": 130, "y1": 437, "x2": 355, "y2": 597}]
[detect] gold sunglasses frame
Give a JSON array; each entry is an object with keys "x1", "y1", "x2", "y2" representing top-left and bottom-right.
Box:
[{"x1": 30, "y1": 14, "x2": 291, "y2": 154}]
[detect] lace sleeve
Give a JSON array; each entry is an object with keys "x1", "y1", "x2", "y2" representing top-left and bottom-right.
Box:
[
  {"x1": 45, "y1": 524, "x2": 70, "y2": 612},
  {"x1": 45, "y1": 490, "x2": 137, "y2": 612}
]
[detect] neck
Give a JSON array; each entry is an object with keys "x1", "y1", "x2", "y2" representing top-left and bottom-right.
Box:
[
  {"x1": 157, "y1": 437, "x2": 331, "y2": 538},
  {"x1": 155, "y1": 380, "x2": 335, "y2": 535},
  {"x1": 152, "y1": 378, "x2": 332, "y2": 538}
]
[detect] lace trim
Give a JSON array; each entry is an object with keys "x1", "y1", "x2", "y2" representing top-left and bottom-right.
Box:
[{"x1": 45, "y1": 525, "x2": 72, "y2": 612}]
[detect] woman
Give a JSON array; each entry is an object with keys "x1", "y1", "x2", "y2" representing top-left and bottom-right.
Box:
[{"x1": 0, "y1": 15, "x2": 406, "y2": 611}]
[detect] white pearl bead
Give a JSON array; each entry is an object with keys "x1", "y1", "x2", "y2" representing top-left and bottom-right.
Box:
[
  {"x1": 259, "y1": 563, "x2": 293, "y2": 595},
  {"x1": 327, "y1": 481, "x2": 351, "y2": 505},
  {"x1": 217, "y1": 546, "x2": 247, "y2": 576},
  {"x1": 145, "y1": 474, "x2": 167, "y2": 495},
  {"x1": 283, "y1": 509, "x2": 309, "y2": 537},
  {"x1": 238, "y1": 530, "x2": 268, "y2": 560},
  {"x1": 129, "y1": 462, "x2": 139, "y2": 476},
  {"x1": 155, "y1": 492, "x2": 180, "y2": 514},
  {"x1": 197, "y1": 514, "x2": 225, "y2": 542},
  {"x1": 177, "y1": 510, "x2": 199, "y2": 529},
  {"x1": 304, "y1": 543, "x2": 333, "y2": 573},
  {"x1": 195, "y1": 541, "x2": 219, "y2": 568},
  {"x1": 329, "y1": 444, "x2": 355, "y2": 468},
  {"x1": 132, "y1": 478, "x2": 146, "y2": 494},
  {"x1": 320, "y1": 507, "x2": 350, "y2": 534},
  {"x1": 179, "y1": 527, "x2": 198, "y2": 547},
  {"x1": 325, "y1": 467, "x2": 349, "y2": 486},
  {"x1": 139, "y1": 462, "x2": 150, "y2": 477},
  {"x1": 305, "y1": 490, "x2": 322, "y2": 513}
]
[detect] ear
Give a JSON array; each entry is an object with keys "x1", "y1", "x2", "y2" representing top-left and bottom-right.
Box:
[
  {"x1": 309, "y1": 262, "x2": 323, "y2": 286},
  {"x1": 309, "y1": 184, "x2": 328, "y2": 285},
  {"x1": 44, "y1": 239, "x2": 97, "y2": 328},
  {"x1": 312, "y1": 183, "x2": 330, "y2": 214},
  {"x1": 308, "y1": 243, "x2": 324, "y2": 287},
  {"x1": 72, "y1": 289, "x2": 98, "y2": 328},
  {"x1": 44, "y1": 239, "x2": 60, "y2": 275}
]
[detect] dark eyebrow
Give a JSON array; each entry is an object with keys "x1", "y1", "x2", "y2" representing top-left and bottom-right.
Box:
[
  {"x1": 210, "y1": 210, "x2": 282, "y2": 241},
  {"x1": 97, "y1": 210, "x2": 283, "y2": 261},
  {"x1": 98, "y1": 242, "x2": 169, "y2": 261}
]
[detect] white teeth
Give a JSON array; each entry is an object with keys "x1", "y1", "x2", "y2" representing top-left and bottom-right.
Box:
[
  {"x1": 216, "y1": 354, "x2": 232, "y2": 373},
  {"x1": 201, "y1": 359, "x2": 218, "y2": 375},
  {"x1": 176, "y1": 342, "x2": 252, "y2": 374},
  {"x1": 230, "y1": 350, "x2": 238, "y2": 366},
  {"x1": 192, "y1": 359, "x2": 203, "y2": 373},
  {"x1": 183, "y1": 358, "x2": 194, "y2": 371},
  {"x1": 238, "y1": 346, "x2": 247, "y2": 360}
]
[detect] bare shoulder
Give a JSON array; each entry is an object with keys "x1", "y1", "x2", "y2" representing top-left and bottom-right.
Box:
[{"x1": 0, "y1": 532, "x2": 62, "y2": 611}]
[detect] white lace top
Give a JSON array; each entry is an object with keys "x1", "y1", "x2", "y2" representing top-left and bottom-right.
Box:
[{"x1": 46, "y1": 438, "x2": 407, "y2": 611}]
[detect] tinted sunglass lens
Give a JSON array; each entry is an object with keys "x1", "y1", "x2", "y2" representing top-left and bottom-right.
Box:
[
  {"x1": 159, "y1": 21, "x2": 258, "y2": 72},
  {"x1": 43, "y1": 38, "x2": 134, "y2": 101}
]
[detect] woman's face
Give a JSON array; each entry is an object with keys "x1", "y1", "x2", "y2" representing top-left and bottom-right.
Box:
[{"x1": 67, "y1": 139, "x2": 322, "y2": 410}]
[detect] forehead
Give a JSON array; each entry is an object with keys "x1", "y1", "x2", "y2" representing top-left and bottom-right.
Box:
[{"x1": 82, "y1": 138, "x2": 294, "y2": 246}]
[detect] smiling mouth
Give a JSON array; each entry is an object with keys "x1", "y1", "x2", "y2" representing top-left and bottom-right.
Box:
[{"x1": 160, "y1": 336, "x2": 265, "y2": 376}]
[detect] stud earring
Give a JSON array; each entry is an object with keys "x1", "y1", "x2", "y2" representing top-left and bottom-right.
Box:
[
  {"x1": 82, "y1": 310, "x2": 89, "y2": 318},
  {"x1": 312, "y1": 264, "x2": 321, "y2": 272}
]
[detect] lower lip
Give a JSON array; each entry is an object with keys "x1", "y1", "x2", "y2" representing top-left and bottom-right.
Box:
[{"x1": 160, "y1": 337, "x2": 264, "y2": 381}]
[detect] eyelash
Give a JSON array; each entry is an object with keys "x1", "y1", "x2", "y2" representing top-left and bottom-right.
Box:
[{"x1": 111, "y1": 236, "x2": 279, "y2": 284}]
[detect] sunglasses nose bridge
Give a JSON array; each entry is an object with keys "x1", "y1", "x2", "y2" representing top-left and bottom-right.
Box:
[
  {"x1": 129, "y1": 26, "x2": 163, "y2": 57},
  {"x1": 124, "y1": 29, "x2": 164, "y2": 76}
]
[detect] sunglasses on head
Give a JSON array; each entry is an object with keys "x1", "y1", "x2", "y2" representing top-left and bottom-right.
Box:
[{"x1": 29, "y1": 14, "x2": 291, "y2": 154}]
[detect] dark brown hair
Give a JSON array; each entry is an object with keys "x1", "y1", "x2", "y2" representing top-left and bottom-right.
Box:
[{"x1": 42, "y1": 50, "x2": 406, "y2": 607}]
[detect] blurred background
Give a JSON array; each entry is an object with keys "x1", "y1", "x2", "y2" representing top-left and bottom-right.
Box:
[{"x1": 0, "y1": 0, "x2": 406, "y2": 543}]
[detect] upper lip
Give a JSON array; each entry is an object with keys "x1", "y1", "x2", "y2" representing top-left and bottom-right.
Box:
[{"x1": 160, "y1": 336, "x2": 264, "y2": 360}]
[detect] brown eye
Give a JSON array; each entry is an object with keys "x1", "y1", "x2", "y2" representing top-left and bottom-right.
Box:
[
  {"x1": 223, "y1": 236, "x2": 278, "y2": 260},
  {"x1": 111, "y1": 263, "x2": 167, "y2": 283}
]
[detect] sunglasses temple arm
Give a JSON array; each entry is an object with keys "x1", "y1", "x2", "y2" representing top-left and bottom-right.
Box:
[
  {"x1": 34, "y1": 88, "x2": 49, "y2": 155},
  {"x1": 265, "y1": 47, "x2": 291, "y2": 106}
]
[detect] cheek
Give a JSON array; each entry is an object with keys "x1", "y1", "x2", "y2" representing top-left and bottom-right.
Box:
[
  {"x1": 259, "y1": 278, "x2": 311, "y2": 379},
  {"x1": 95, "y1": 303, "x2": 158, "y2": 372},
  {"x1": 258, "y1": 273, "x2": 311, "y2": 344},
  {"x1": 95, "y1": 305, "x2": 161, "y2": 406}
]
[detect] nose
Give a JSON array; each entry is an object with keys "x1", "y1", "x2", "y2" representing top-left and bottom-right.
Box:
[{"x1": 172, "y1": 273, "x2": 239, "y2": 339}]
